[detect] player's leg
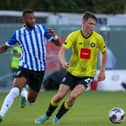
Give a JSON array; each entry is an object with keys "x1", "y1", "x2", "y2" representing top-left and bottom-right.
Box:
[
  {"x1": 27, "y1": 87, "x2": 39, "y2": 104},
  {"x1": 20, "y1": 84, "x2": 29, "y2": 108},
  {"x1": 34, "y1": 84, "x2": 70, "y2": 124},
  {"x1": 0, "y1": 77, "x2": 27, "y2": 122},
  {"x1": 53, "y1": 84, "x2": 85, "y2": 124},
  {"x1": 53, "y1": 77, "x2": 94, "y2": 124},
  {"x1": 46, "y1": 84, "x2": 70, "y2": 116},
  {"x1": 20, "y1": 71, "x2": 45, "y2": 108},
  {"x1": 45, "y1": 71, "x2": 73, "y2": 117}
]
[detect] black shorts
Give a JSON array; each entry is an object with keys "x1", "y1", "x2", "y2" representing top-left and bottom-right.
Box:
[
  {"x1": 15, "y1": 67, "x2": 45, "y2": 92},
  {"x1": 61, "y1": 71, "x2": 94, "y2": 89}
]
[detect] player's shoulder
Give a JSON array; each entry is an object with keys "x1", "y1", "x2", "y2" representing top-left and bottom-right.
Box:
[
  {"x1": 71, "y1": 29, "x2": 81, "y2": 34},
  {"x1": 36, "y1": 24, "x2": 48, "y2": 31},
  {"x1": 93, "y1": 31, "x2": 104, "y2": 40},
  {"x1": 68, "y1": 29, "x2": 81, "y2": 36},
  {"x1": 37, "y1": 24, "x2": 47, "y2": 27},
  {"x1": 16, "y1": 26, "x2": 26, "y2": 33},
  {"x1": 35, "y1": 24, "x2": 43, "y2": 27}
]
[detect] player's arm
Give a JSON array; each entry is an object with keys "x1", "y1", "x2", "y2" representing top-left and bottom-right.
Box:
[
  {"x1": 58, "y1": 46, "x2": 69, "y2": 69},
  {"x1": 43, "y1": 25, "x2": 61, "y2": 46},
  {"x1": 98, "y1": 35, "x2": 107, "y2": 81},
  {"x1": 58, "y1": 32, "x2": 74, "y2": 69},
  {"x1": 0, "y1": 45, "x2": 9, "y2": 54},
  {"x1": 0, "y1": 32, "x2": 17, "y2": 54},
  {"x1": 100, "y1": 51, "x2": 107, "y2": 72},
  {"x1": 98, "y1": 51, "x2": 107, "y2": 81},
  {"x1": 48, "y1": 28, "x2": 61, "y2": 46}
]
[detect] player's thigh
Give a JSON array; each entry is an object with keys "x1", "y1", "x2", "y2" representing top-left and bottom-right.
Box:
[
  {"x1": 13, "y1": 67, "x2": 29, "y2": 90},
  {"x1": 55, "y1": 84, "x2": 70, "y2": 98},
  {"x1": 56, "y1": 71, "x2": 75, "y2": 97},
  {"x1": 28, "y1": 71, "x2": 44, "y2": 93},
  {"x1": 13, "y1": 77, "x2": 27, "y2": 90},
  {"x1": 70, "y1": 84, "x2": 86, "y2": 98}
]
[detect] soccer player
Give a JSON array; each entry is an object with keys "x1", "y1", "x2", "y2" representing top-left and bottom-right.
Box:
[
  {"x1": 0, "y1": 9, "x2": 61, "y2": 122},
  {"x1": 34, "y1": 11, "x2": 107, "y2": 124}
]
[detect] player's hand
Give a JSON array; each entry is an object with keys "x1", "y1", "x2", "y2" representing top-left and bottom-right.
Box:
[
  {"x1": 61, "y1": 61, "x2": 69, "y2": 69},
  {"x1": 97, "y1": 70, "x2": 105, "y2": 81},
  {"x1": 48, "y1": 28, "x2": 56, "y2": 36}
]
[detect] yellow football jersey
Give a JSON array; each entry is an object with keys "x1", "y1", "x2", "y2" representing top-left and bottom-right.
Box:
[{"x1": 63, "y1": 29, "x2": 106, "y2": 77}]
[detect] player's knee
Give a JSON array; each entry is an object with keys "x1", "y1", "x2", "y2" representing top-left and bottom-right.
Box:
[
  {"x1": 67, "y1": 100, "x2": 74, "y2": 107},
  {"x1": 13, "y1": 78, "x2": 26, "y2": 90},
  {"x1": 27, "y1": 95, "x2": 36, "y2": 103},
  {"x1": 27, "y1": 98, "x2": 35, "y2": 103}
]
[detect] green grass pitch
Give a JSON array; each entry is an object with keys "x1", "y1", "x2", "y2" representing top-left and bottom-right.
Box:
[{"x1": 0, "y1": 91, "x2": 126, "y2": 126}]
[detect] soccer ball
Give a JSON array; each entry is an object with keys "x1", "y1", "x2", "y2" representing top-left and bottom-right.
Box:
[{"x1": 109, "y1": 107, "x2": 125, "y2": 124}]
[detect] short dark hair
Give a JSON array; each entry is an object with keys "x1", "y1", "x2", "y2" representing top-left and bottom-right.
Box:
[
  {"x1": 22, "y1": 9, "x2": 34, "y2": 17},
  {"x1": 82, "y1": 11, "x2": 97, "y2": 22}
]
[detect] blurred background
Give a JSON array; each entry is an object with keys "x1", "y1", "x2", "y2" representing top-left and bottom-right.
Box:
[{"x1": 0, "y1": 0, "x2": 126, "y2": 91}]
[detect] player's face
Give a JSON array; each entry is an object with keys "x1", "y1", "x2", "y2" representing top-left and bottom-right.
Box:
[
  {"x1": 82, "y1": 18, "x2": 96, "y2": 35},
  {"x1": 23, "y1": 13, "x2": 36, "y2": 28}
]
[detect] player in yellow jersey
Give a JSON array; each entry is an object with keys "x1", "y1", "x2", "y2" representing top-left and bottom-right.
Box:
[{"x1": 34, "y1": 11, "x2": 107, "y2": 125}]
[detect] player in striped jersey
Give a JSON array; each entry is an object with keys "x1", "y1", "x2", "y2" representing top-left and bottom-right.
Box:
[
  {"x1": 0, "y1": 9, "x2": 61, "y2": 122},
  {"x1": 34, "y1": 11, "x2": 107, "y2": 125}
]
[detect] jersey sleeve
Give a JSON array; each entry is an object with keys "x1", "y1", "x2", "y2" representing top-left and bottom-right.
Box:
[
  {"x1": 63, "y1": 32, "x2": 75, "y2": 49},
  {"x1": 98, "y1": 35, "x2": 106, "y2": 53},
  {"x1": 5, "y1": 32, "x2": 17, "y2": 47},
  {"x1": 42, "y1": 25, "x2": 53, "y2": 41}
]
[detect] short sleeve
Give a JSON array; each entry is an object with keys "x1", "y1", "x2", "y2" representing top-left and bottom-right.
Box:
[
  {"x1": 63, "y1": 32, "x2": 75, "y2": 49},
  {"x1": 42, "y1": 25, "x2": 53, "y2": 41},
  {"x1": 5, "y1": 32, "x2": 17, "y2": 47},
  {"x1": 98, "y1": 35, "x2": 106, "y2": 53}
]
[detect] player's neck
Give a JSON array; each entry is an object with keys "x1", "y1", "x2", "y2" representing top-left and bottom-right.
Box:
[
  {"x1": 24, "y1": 24, "x2": 35, "y2": 29},
  {"x1": 81, "y1": 29, "x2": 92, "y2": 38}
]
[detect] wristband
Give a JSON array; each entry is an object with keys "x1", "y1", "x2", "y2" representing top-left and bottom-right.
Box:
[{"x1": 53, "y1": 35, "x2": 58, "y2": 40}]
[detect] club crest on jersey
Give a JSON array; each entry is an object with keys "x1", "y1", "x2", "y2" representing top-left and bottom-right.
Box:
[{"x1": 90, "y1": 42, "x2": 96, "y2": 48}]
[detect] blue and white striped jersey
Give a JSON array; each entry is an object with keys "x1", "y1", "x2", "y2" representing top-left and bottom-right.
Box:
[{"x1": 5, "y1": 24, "x2": 53, "y2": 71}]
